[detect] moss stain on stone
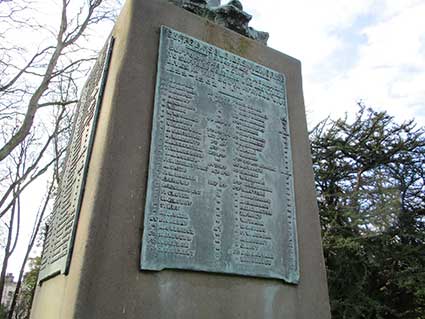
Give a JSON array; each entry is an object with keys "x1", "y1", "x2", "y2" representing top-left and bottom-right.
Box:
[
  {"x1": 202, "y1": 17, "x2": 252, "y2": 57},
  {"x1": 222, "y1": 35, "x2": 251, "y2": 57},
  {"x1": 204, "y1": 19, "x2": 216, "y2": 42},
  {"x1": 236, "y1": 36, "x2": 251, "y2": 55}
]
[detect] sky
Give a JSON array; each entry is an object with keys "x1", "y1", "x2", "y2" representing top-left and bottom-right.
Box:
[
  {"x1": 239, "y1": 0, "x2": 425, "y2": 128},
  {"x1": 3, "y1": 0, "x2": 425, "y2": 277}
]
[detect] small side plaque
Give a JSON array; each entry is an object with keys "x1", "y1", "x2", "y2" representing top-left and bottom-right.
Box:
[
  {"x1": 141, "y1": 26, "x2": 299, "y2": 283},
  {"x1": 38, "y1": 37, "x2": 114, "y2": 282}
]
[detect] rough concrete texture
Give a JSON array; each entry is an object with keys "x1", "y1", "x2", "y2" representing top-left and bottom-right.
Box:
[{"x1": 30, "y1": 0, "x2": 331, "y2": 318}]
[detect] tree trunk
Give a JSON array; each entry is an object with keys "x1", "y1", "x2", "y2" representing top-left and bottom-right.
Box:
[
  {"x1": 0, "y1": 199, "x2": 16, "y2": 305},
  {"x1": 7, "y1": 183, "x2": 53, "y2": 319}
]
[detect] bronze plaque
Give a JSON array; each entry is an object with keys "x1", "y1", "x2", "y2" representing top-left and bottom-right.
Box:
[
  {"x1": 141, "y1": 27, "x2": 298, "y2": 283},
  {"x1": 39, "y1": 38, "x2": 114, "y2": 281}
]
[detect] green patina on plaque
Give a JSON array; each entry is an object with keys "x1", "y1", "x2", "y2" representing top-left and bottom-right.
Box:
[
  {"x1": 38, "y1": 37, "x2": 114, "y2": 282},
  {"x1": 141, "y1": 26, "x2": 299, "y2": 283}
]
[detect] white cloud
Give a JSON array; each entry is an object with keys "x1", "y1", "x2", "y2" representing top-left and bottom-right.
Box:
[{"x1": 240, "y1": 0, "x2": 425, "y2": 127}]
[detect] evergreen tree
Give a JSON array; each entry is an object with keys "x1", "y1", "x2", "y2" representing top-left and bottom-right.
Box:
[
  {"x1": 12, "y1": 257, "x2": 41, "y2": 319},
  {"x1": 310, "y1": 105, "x2": 425, "y2": 318}
]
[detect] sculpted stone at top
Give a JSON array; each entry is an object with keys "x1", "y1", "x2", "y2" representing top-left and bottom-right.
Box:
[
  {"x1": 141, "y1": 27, "x2": 298, "y2": 283},
  {"x1": 169, "y1": 0, "x2": 269, "y2": 45},
  {"x1": 207, "y1": 0, "x2": 220, "y2": 6}
]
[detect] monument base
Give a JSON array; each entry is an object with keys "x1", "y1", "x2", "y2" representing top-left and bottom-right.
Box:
[{"x1": 30, "y1": 0, "x2": 331, "y2": 318}]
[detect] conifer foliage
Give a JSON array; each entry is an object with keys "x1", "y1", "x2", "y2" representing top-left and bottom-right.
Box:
[{"x1": 310, "y1": 105, "x2": 425, "y2": 318}]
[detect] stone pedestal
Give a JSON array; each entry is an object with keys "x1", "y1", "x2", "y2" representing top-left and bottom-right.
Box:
[{"x1": 30, "y1": 0, "x2": 331, "y2": 318}]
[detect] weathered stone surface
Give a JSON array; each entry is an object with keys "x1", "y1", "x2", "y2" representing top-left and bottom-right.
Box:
[
  {"x1": 31, "y1": 1, "x2": 331, "y2": 318},
  {"x1": 38, "y1": 38, "x2": 114, "y2": 282},
  {"x1": 170, "y1": 0, "x2": 269, "y2": 44},
  {"x1": 141, "y1": 27, "x2": 298, "y2": 283}
]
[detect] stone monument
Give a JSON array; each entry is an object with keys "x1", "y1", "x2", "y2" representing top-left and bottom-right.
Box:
[{"x1": 30, "y1": 0, "x2": 331, "y2": 318}]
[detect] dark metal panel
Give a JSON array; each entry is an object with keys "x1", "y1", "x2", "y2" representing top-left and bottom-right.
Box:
[
  {"x1": 141, "y1": 27, "x2": 299, "y2": 283},
  {"x1": 38, "y1": 37, "x2": 115, "y2": 282}
]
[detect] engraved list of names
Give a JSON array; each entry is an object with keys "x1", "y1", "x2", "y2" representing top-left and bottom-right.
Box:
[
  {"x1": 39, "y1": 38, "x2": 114, "y2": 281},
  {"x1": 141, "y1": 27, "x2": 299, "y2": 283}
]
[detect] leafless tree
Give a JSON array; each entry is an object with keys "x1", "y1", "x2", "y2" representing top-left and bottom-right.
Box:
[
  {"x1": 0, "y1": 105, "x2": 73, "y2": 306},
  {"x1": 0, "y1": 0, "x2": 122, "y2": 314},
  {"x1": 8, "y1": 139, "x2": 60, "y2": 319},
  {"x1": 0, "y1": 0, "x2": 120, "y2": 161}
]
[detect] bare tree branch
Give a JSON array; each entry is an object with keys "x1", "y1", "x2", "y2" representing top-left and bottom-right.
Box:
[
  {"x1": 7, "y1": 178, "x2": 55, "y2": 319},
  {"x1": 0, "y1": 0, "x2": 115, "y2": 162},
  {"x1": 38, "y1": 100, "x2": 77, "y2": 109}
]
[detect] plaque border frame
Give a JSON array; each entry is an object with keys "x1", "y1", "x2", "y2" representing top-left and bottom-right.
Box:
[
  {"x1": 38, "y1": 36, "x2": 115, "y2": 283},
  {"x1": 140, "y1": 26, "x2": 300, "y2": 283}
]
